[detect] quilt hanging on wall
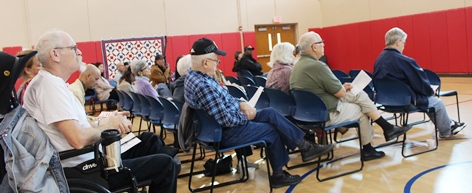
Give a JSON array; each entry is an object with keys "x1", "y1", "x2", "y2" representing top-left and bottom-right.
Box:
[{"x1": 101, "y1": 36, "x2": 165, "y2": 79}]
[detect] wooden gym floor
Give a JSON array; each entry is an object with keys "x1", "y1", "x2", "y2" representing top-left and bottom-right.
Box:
[{"x1": 129, "y1": 77, "x2": 472, "y2": 193}]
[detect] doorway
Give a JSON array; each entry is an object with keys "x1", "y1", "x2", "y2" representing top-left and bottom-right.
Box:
[{"x1": 254, "y1": 23, "x2": 297, "y2": 72}]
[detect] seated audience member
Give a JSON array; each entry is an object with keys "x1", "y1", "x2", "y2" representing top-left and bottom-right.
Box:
[
  {"x1": 113, "y1": 62, "x2": 124, "y2": 82},
  {"x1": 185, "y1": 37, "x2": 334, "y2": 188},
  {"x1": 172, "y1": 54, "x2": 191, "y2": 103},
  {"x1": 117, "y1": 67, "x2": 135, "y2": 92},
  {"x1": 373, "y1": 27, "x2": 466, "y2": 139},
  {"x1": 16, "y1": 49, "x2": 42, "y2": 105},
  {"x1": 232, "y1": 50, "x2": 243, "y2": 72},
  {"x1": 290, "y1": 32, "x2": 411, "y2": 161},
  {"x1": 173, "y1": 55, "x2": 185, "y2": 81},
  {"x1": 130, "y1": 60, "x2": 159, "y2": 99},
  {"x1": 69, "y1": 64, "x2": 101, "y2": 106},
  {"x1": 266, "y1": 42, "x2": 295, "y2": 95},
  {"x1": 23, "y1": 30, "x2": 180, "y2": 193},
  {"x1": 150, "y1": 53, "x2": 171, "y2": 87},
  {"x1": 93, "y1": 62, "x2": 119, "y2": 109},
  {"x1": 236, "y1": 46, "x2": 263, "y2": 76}
]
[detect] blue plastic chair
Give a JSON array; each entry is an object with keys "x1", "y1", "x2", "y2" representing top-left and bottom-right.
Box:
[
  {"x1": 253, "y1": 76, "x2": 267, "y2": 87},
  {"x1": 290, "y1": 89, "x2": 363, "y2": 181},
  {"x1": 115, "y1": 90, "x2": 125, "y2": 110},
  {"x1": 374, "y1": 78, "x2": 438, "y2": 158},
  {"x1": 331, "y1": 70, "x2": 349, "y2": 79},
  {"x1": 145, "y1": 96, "x2": 165, "y2": 137},
  {"x1": 188, "y1": 108, "x2": 272, "y2": 193},
  {"x1": 158, "y1": 97, "x2": 181, "y2": 148},
  {"x1": 237, "y1": 76, "x2": 256, "y2": 86},
  {"x1": 136, "y1": 93, "x2": 152, "y2": 135},
  {"x1": 424, "y1": 69, "x2": 460, "y2": 122},
  {"x1": 224, "y1": 76, "x2": 241, "y2": 85},
  {"x1": 108, "y1": 80, "x2": 118, "y2": 88},
  {"x1": 243, "y1": 85, "x2": 269, "y2": 109},
  {"x1": 226, "y1": 85, "x2": 248, "y2": 101},
  {"x1": 237, "y1": 70, "x2": 254, "y2": 79},
  {"x1": 264, "y1": 88, "x2": 295, "y2": 117}
]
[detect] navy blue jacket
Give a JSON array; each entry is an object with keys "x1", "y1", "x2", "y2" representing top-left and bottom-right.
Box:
[{"x1": 373, "y1": 48, "x2": 434, "y2": 110}]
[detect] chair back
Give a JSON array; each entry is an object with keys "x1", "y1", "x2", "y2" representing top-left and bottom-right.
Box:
[
  {"x1": 331, "y1": 70, "x2": 349, "y2": 79},
  {"x1": 238, "y1": 76, "x2": 256, "y2": 86},
  {"x1": 237, "y1": 70, "x2": 254, "y2": 79},
  {"x1": 243, "y1": 85, "x2": 269, "y2": 109},
  {"x1": 193, "y1": 108, "x2": 223, "y2": 143},
  {"x1": 120, "y1": 91, "x2": 134, "y2": 112},
  {"x1": 109, "y1": 80, "x2": 117, "y2": 88},
  {"x1": 128, "y1": 92, "x2": 142, "y2": 115},
  {"x1": 290, "y1": 90, "x2": 328, "y2": 123},
  {"x1": 264, "y1": 88, "x2": 295, "y2": 117},
  {"x1": 373, "y1": 79, "x2": 413, "y2": 107},
  {"x1": 225, "y1": 76, "x2": 241, "y2": 85},
  {"x1": 115, "y1": 90, "x2": 125, "y2": 109},
  {"x1": 136, "y1": 93, "x2": 151, "y2": 118},
  {"x1": 145, "y1": 96, "x2": 165, "y2": 123},
  {"x1": 227, "y1": 85, "x2": 248, "y2": 100},
  {"x1": 253, "y1": 76, "x2": 267, "y2": 87},
  {"x1": 158, "y1": 97, "x2": 181, "y2": 128},
  {"x1": 423, "y1": 69, "x2": 441, "y2": 94}
]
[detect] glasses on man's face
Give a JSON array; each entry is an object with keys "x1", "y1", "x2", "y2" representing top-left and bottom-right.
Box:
[
  {"x1": 54, "y1": 45, "x2": 78, "y2": 53},
  {"x1": 206, "y1": 58, "x2": 220, "y2": 66}
]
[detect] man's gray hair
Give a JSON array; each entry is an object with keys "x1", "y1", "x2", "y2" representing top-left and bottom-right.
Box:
[
  {"x1": 385, "y1": 27, "x2": 407, "y2": 46},
  {"x1": 35, "y1": 29, "x2": 66, "y2": 66},
  {"x1": 191, "y1": 53, "x2": 213, "y2": 67},
  {"x1": 298, "y1": 32, "x2": 317, "y2": 53}
]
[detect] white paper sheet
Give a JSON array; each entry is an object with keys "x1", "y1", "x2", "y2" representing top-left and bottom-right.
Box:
[
  {"x1": 247, "y1": 86, "x2": 264, "y2": 108},
  {"x1": 349, "y1": 70, "x2": 372, "y2": 95},
  {"x1": 431, "y1": 85, "x2": 439, "y2": 92},
  {"x1": 120, "y1": 133, "x2": 141, "y2": 153}
]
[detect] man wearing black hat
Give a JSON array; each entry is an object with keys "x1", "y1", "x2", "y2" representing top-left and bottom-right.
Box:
[
  {"x1": 0, "y1": 51, "x2": 69, "y2": 192},
  {"x1": 22, "y1": 29, "x2": 180, "y2": 193},
  {"x1": 184, "y1": 38, "x2": 334, "y2": 188},
  {"x1": 235, "y1": 45, "x2": 263, "y2": 76}
]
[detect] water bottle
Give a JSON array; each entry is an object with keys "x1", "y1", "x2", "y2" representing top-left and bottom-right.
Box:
[{"x1": 101, "y1": 129, "x2": 122, "y2": 172}]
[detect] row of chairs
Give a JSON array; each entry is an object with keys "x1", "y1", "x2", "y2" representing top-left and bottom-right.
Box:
[{"x1": 225, "y1": 75, "x2": 267, "y2": 87}]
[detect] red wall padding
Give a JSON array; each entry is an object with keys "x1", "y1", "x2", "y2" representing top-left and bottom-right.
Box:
[
  {"x1": 2, "y1": 46, "x2": 23, "y2": 55},
  {"x1": 310, "y1": 7, "x2": 472, "y2": 74}
]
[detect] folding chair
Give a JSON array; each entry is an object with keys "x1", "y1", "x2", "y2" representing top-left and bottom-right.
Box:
[
  {"x1": 145, "y1": 95, "x2": 165, "y2": 137},
  {"x1": 374, "y1": 78, "x2": 438, "y2": 158},
  {"x1": 237, "y1": 70, "x2": 254, "y2": 79},
  {"x1": 238, "y1": 76, "x2": 256, "y2": 86},
  {"x1": 188, "y1": 108, "x2": 272, "y2": 193},
  {"x1": 253, "y1": 76, "x2": 267, "y2": 87},
  {"x1": 264, "y1": 88, "x2": 295, "y2": 117},
  {"x1": 424, "y1": 69, "x2": 460, "y2": 122},
  {"x1": 290, "y1": 89, "x2": 363, "y2": 181}
]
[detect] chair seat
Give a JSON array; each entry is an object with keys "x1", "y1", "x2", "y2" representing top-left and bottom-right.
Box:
[{"x1": 439, "y1": 90, "x2": 457, "y2": 97}]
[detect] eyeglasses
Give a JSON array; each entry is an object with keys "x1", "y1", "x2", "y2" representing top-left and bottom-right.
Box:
[
  {"x1": 140, "y1": 66, "x2": 150, "y2": 71},
  {"x1": 54, "y1": 45, "x2": 78, "y2": 53},
  {"x1": 313, "y1": 40, "x2": 324, "y2": 45},
  {"x1": 206, "y1": 58, "x2": 220, "y2": 66}
]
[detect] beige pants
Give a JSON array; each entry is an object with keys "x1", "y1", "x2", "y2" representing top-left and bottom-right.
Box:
[{"x1": 326, "y1": 91, "x2": 377, "y2": 145}]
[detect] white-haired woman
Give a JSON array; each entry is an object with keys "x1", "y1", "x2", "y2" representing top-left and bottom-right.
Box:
[{"x1": 265, "y1": 42, "x2": 295, "y2": 95}]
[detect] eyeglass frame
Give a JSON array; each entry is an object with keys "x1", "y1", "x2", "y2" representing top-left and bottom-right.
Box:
[
  {"x1": 313, "y1": 40, "x2": 324, "y2": 45},
  {"x1": 206, "y1": 58, "x2": 220, "y2": 66},
  {"x1": 54, "y1": 45, "x2": 78, "y2": 53}
]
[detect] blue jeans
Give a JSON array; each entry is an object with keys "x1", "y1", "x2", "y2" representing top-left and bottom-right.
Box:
[
  {"x1": 427, "y1": 96, "x2": 451, "y2": 136},
  {"x1": 220, "y1": 108, "x2": 305, "y2": 171}
]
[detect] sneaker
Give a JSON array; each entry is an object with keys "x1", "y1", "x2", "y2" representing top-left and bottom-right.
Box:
[
  {"x1": 451, "y1": 120, "x2": 466, "y2": 135},
  {"x1": 270, "y1": 170, "x2": 302, "y2": 188},
  {"x1": 384, "y1": 125, "x2": 412, "y2": 141},
  {"x1": 300, "y1": 142, "x2": 334, "y2": 162}
]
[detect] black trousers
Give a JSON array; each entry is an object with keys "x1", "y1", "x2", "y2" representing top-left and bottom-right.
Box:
[{"x1": 107, "y1": 133, "x2": 180, "y2": 193}]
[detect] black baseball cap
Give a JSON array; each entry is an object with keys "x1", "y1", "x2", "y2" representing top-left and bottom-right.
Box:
[
  {"x1": 190, "y1": 38, "x2": 226, "y2": 56},
  {"x1": 244, "y1": 45, "x2": 255, "y2": 51},
  {"x1": 0, "y1": 51, "x2": 37, "y2": 114}
]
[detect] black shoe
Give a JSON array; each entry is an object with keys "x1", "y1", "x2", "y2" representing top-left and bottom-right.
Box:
[
  {"x1": 362, "y1": 150, "x2": 385, "y2": 161},
  {"x1": 451, "y1": 121, "x2": 466, "y2": 135},
  {"x1": 300, "y1": 142, "x2": 334, "y2": 162},
  {"x1": 270, "y1": 170, "x2": 302, "y2": 188},
  {"x1": 384, "y1": 125, "x2": 412, "y2": 141}
]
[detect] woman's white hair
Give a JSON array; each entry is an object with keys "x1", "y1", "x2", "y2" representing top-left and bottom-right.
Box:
[
  {"x1": 267, "y1": 42, "x2": 295, "y2": 68},
  {"x1": 177, "y1": 54, "x2": 192, "y2": 76},
  {"x1": 385, "y1": 27, "x2": 407, "y2": 46}
]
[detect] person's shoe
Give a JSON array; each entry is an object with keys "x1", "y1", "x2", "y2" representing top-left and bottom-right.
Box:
[
  {"x1": 270, "y1": 170, "x2": 302, "y2": 188},
  {"x1": 299, "y1": 140, "x2": 334, "y2": 162},
  {"x1": 439, "y1": 134, "x2": 455, "y2": 140},
  {"x1": 384, "y1": 125, "x2": 412, "y2": 141},
  {"x1": 362, "y1": 150, "x2": 385, "y2": 161},
  {"x1": 451, "y1": 120, "x2": 466, "y2": 135}
]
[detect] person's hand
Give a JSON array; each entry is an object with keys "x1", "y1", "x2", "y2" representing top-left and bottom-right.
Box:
[
  {"x1": 116, "y1": 111, "x2": 130, "y2": 117},
  {"x1": 343, "y1": 83, "x2": 353, "y2": 92},
  {"x1": 99, "y1": 115, "x2": 132, "y2": 134},
  {"x1": 240, "y1": 102, "x2": 256, "y2": 120}
]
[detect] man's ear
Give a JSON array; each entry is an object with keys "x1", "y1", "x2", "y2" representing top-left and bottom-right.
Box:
[{"x1": 50, "y1": 49, "x2": 61, "y2": 63}]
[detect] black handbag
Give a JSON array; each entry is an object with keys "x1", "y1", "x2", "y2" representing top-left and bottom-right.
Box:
[{"x1": 203, "y1": 155, "x2": 233, "y2": 177}]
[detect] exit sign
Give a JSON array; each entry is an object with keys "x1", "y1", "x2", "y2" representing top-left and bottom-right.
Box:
[{"x1": 273, "y1": 16, "x2": 282, "y2": 23}]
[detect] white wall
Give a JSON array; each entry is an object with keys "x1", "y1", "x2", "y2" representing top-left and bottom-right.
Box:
[{"x1": 0, "y1": 0, "x2": 322, "y2": 49}]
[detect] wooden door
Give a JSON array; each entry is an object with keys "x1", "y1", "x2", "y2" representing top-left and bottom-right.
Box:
[{"x1": 254, "y1": 24, "x2": 297, "y2": 72}]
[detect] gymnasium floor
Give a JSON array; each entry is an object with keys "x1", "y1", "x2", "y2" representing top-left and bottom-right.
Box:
[{"x1": 131, "y1": 77, "x2": 472, "y2": 193}]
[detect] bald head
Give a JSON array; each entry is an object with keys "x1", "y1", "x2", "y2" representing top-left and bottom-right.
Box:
[
  {"x1": 79, "y1": 65, "x2": 101, "y2": 89},
  {"x1": 298, "y1": 32, "x2": 324, "y2": 59}
]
